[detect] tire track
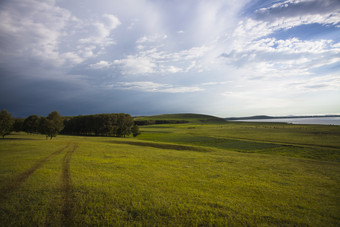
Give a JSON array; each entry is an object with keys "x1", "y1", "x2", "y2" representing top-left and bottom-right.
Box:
[
  {"x1": 60, "y1": 143, "x2": 78, "y2": 226},
  {"x1": 0, "y1": 143, "x2": 71, "y2": 197}
]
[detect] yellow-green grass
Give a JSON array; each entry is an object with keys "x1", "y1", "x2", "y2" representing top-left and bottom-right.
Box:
[
  {"x1": 138, "y1": 122, "x2": 340, "y2": 161},
  {"x1": 0, "y1": 131, "x2": 339, "y2": 226}
]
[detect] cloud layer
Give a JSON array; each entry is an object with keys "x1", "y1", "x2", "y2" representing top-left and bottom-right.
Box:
[{"x1": 0, "y1": 0, "x2": 339, "y2": 117}]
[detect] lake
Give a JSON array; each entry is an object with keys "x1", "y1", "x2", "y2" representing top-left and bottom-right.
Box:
[{"x1": 232, "y1": 117, "x2": 340, "y2": 125}]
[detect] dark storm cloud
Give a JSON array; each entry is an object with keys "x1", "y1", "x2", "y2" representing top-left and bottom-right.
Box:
[
  {"x1": 0, "y1": 72, "x2": 86, "y2": 117},
  {"x1": 0, "y1": 69, "x2": 198, "y2": 117}
]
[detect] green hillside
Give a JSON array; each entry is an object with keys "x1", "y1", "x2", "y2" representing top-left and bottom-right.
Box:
[{"x1": 135, "y1": 113, "x2": 226, "y2": 124}]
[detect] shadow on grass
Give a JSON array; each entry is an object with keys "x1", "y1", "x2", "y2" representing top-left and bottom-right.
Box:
[
  {"x1": 0, "y1": 137, "x2": 37, "y2": 141},
  {"x1": 110, "y1": 140, "x2": 210, "y2": 152}
]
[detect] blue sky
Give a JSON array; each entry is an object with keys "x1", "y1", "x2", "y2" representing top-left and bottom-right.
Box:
[{"x1": 0, "y1": 0, "x2": 339, "y2": 117}]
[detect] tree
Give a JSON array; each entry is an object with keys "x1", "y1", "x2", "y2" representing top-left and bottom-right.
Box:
[
  {"x1": 13, "y1": 118, "x2": 24, "y2": 132},
  {"x1": 0, "y1": 110, "x2": 14, "y2": 139},
  {"x1": 132, "y1": 124, "x2": 141, "y2": 137},
  {"x1": 23, "y1": 115, "x2": 40, "y2": 134},
  {"x1": 116, "y1": 114, "x2": 134, "y2": 137},
  {"x1": 39, "y1": 111, "x2": 64, "y2": 140}
]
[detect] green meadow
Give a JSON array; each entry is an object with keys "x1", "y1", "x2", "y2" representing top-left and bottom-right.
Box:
[{"x1": 0, "y1": 115, "x2": 339, "y2": 226}]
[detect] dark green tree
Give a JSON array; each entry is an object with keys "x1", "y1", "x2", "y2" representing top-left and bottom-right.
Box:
[
  {"x1": 132, "y1": 124, "x2": 141, "y2": 137},
  {"x1": 39, "y1": 111, "x2": 64, "y2": 140},
  {"x1": 13, "y1": 118, "x2": 24, "y2": 132},
  {"x1": 116, "y1": 114, "x2": 134, "y2": 137},
  {"x1": 23, "y1": 115, "x2": 40, "y2": 134},
  {"x1": 61, "y1": 113, "x2": 137, "y2": 137},
  {"x1": 0, "y1": 110, "x2": 14, "y2": 139}
]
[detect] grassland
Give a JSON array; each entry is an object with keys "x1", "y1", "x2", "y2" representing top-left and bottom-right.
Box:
[
  {"x1": 135, "y1": 113, "x2": 227, "y2": 124},
  {"x1": 138, "y1": 120, "x2": 340, "y2": 162},
  {"x1": 0, "y1": 115, "x2": 339, "y2": 226}
]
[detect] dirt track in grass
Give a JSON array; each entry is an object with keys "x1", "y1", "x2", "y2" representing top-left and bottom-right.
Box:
[
  {"x1": 60, "y1": 143, "x2": 78, "y2": 226},
  {"x1": 44, "y1": 143, "x2": 78, "y2": 227},
  {"x1": 0, "y1": 143, "x2": 71, "y2": 198}
]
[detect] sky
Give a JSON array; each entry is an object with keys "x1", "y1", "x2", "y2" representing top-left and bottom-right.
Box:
[{"x1": 0, "y1": 0, "x2": 339, "y2": 118}]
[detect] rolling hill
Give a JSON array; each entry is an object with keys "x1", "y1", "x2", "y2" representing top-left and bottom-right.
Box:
[{"x1": 134, "y1": 113, "x2": 227, "y2": 124}]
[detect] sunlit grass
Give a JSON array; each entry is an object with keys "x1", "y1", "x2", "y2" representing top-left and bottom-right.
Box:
[
  {"x1": 138, "y1": 122, "x2": 340, "y2": 161},
  {"x1": 0, "y1": 124, "x2": 339, "y2": 226}
]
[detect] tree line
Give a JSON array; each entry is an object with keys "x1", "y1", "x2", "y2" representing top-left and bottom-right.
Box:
[
  {"x1": 134, "y1": 119, "x2": 189, "y2": 125},
  {"x1": 0, "y1": 110, "x2": 64, "y2": 139},
  {"x1": 0, "y1": 110, "x2": 140, "y2": 139},
  {"x1": 62, "y1": 113, "x2": 140, "y2": 137}
]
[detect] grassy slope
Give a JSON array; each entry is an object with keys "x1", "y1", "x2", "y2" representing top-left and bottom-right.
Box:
[
  {"x1": 135, "y1": 113, "x2": 227, "y2": 124},
  {"x1": 0, "y1": 131, "x2": 339, "y2": 226},
  {"x1": 137, "y1": 120, "x2": 340, "y2": 162}
]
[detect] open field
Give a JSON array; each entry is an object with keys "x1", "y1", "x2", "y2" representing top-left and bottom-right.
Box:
[
  {"x1": 0, "y1": 119, "x2": 340, "y2": 226},
  {"x1": 138, "y1": 121, "x2": 340, "y2": 162}
]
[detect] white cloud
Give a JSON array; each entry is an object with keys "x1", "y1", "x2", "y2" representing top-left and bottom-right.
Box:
[
  {"x1": 233, "y1": 6, "x2": 340, "y2": 44},
  {"x1": 110, "y1": 45, "x2": 210, "y2": 75},
  {"x1": 78, "y1": 45, "x2": 96, "y2": 58},
  {"x1": 91, "y1": 44, "x2": 210, "y2": 75},
  {"x1": 221, "y1": 1, "x2": 340, "y2": 82},
  {"x1": 0, "y1": 0, "x2": 73, "y2": 64},
  {"x1": 136, "y1": 34, "x2": 167, "y2": 43},
  {"x1": 89, "y1": 60, "x2": 112, "y2": 69},
  {"x1": 0, "y1": 1, "x2": 121, "y2": 68},
  {"x1": 256, "y1": 0, "x2": 340, "y2": 20},
  {"x1": 79, "y1": 14, "x2": 121, "y2": 47},
  {"x1": 223, "y1": 36, "x2": 340, "y2": 79},
  {"x1": 202, "y1": 81, "x2": 231, "y2": 86},
  {"x1": 108, "y1": 81, "x2": 203, "y2": 93},
  {"x1": 113, "y1": 56, "x2": 156, "y2": 75},
  {"x1": 240, "y1": 38, "x2": 336, "y2": 54},
  {"x1": 62, "y1": 52, "x2": 84, "y2": 64},
  {"x1": 103, "y1": 14, "x2": 121, "y2": 30},
  {"x1": 164, "y1": 65, "x2": 182, "y2": 74}
]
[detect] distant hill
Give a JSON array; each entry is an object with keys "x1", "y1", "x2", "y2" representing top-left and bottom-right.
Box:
[
  {"x1": 225, "y1": 115, "x2": 340, "y2": 121},
  {"x1": 135, "y1": 113, "x2": 227, "y2": 125}
]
